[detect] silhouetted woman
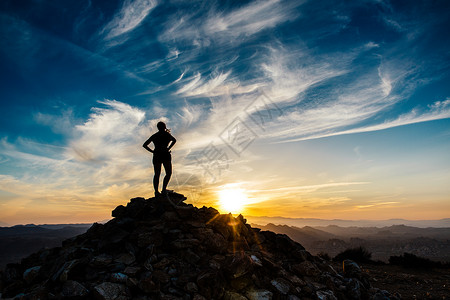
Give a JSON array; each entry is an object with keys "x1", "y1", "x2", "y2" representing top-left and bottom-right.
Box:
[{"x1": 143, "y1": 121, "x2": 176, "y2": 196}]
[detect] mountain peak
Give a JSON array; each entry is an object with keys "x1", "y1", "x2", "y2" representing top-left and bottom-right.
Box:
[{"x1": 0, "y1": 192, "x2": 398, "y2": 299}]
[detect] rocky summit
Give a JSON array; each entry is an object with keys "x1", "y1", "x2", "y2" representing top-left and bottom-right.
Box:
[{"x1": 0, "y1": 192, "x2": 399, "y2": 300}]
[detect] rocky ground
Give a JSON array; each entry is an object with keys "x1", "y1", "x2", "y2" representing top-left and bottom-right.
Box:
[
  {"x1": 0, "y1": 192, "x2": 400, "y2": 299},
  {"x1": 361, "y1": 264, "x2": 450, "y2": 299}
]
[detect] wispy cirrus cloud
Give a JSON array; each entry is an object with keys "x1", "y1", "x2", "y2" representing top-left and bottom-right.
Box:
[
  {"x1": 160, "y1": 0, "x2": 301, "y2": 46},
  {"x1": 100, "y1": 0, "x2": 157, "y2": 41},
  {"x1": 309, "y1": 99, "x2": 450, "y2": 139}
]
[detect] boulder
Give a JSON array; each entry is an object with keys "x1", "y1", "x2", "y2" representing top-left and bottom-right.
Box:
[
  {"x1": 62, "y1": 280, "x2": 89, "y2": 298},
  {"x1": 93, "y1": 282, "x2": 129, "y2": 300},
  {"x1": 343, "y1": 259, "x2": 361, "y2": 278},
  {"x1": 270, "y1": 278, "x2": 291, "y2": 295},
  {"x1": 23, "y1": 266, "x2": 41, "y2": 284},
  {"x1": 245, "y1": 289, "x2": 273, "y2": 300}
]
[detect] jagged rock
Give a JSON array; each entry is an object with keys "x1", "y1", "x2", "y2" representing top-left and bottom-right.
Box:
[
  {"x1": 171, "y1": 238, "x2": 200, "y2": 249},
  {"x1": 58, "y1": 259, "x2": 87, "y2": 282},
  {"x1": 224, "y1": 253, "x2": 253, "y2": 279},
  {"x1": 123, "y1": 266, "x2": 141, "y2": 276},
  {"x1": 317, "y1": 289, "x2": 338, "y2": 300},
  {"x1": 292, "y1": 261, "x2": 321, "y2": 277},
  {"x1": 270, "y1": 277, "x2": 291, "y2": 294},
  {"x1": 94, "y1": 282, "x2": 129, "y2": 300},
  {"x1": 138, "y1": 276, "x2": 159, "y2": 293},
  {"x1": 111, "y1": 272, "x2": 128, "y2": 283},
  {"x1": 346, "y1": 278, "x2": 363, "y2": 300},
  {"x1": 185, "y1": 282, "x2": 198, "y2": 293},
  {"x1": 0, "y1": 192, "x2": 398, "y2": 300},
  {"x1": 245, "y1": 288, "x2": 273, "y2": 300},
  {"x1": 112, "y1": 205, "x2": 127, "y2": 218},
  {"x1": 114, "y1": 253, "x2": 135, "y2": 265},
  {"x1": 197, "y1": 270, "x2": 225, "y2": 299},
  {"x1": 4, "y1": 264, "x2": 21, "y2": 282},
  {"x1": 62, "y1": 280, "x2": 89, "y2": 297},
  {"x1": 223, "y1": 290, "x2": 248, "y2": 300},
  {"x1": 343, "y1": 260, "x2": 361, "y2": 278},
  {"x1": 193, "y1": 294, "x2": 207, "y2": 300},
  {"x1": 91, "y1": 254, "x2": 113, "y2": 267},
  {"x1": 230, "y1": 275, "x2": 252, "y2": 291},
  {"x1": 23, "y1": 266, "x2": 40, "y2": 284}
]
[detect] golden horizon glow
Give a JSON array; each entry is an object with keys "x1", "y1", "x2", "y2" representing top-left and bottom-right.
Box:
[{"x1": 217, "y1": 186, "x2": 247, "y2": 214}]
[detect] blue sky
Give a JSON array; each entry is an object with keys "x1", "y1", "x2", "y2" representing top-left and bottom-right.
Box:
[{"x1": 0, "y1": 0, "x2": 449, "y2": 225}]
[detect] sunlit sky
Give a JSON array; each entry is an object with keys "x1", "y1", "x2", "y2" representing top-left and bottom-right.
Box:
[{"x1": 1, "y1": 0, "x2": 450, "y2": 225}]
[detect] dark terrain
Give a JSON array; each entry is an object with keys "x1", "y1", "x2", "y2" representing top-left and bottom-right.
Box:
[
  {"x1": 0, "y1": 224, "x2": 91, "y2": 269},
  {"x1": 1, "y1": 203, "x2": 449, "y2": 299},
  {"x1": 0, "y1": 193, "x2": 400, "y2": 299}
]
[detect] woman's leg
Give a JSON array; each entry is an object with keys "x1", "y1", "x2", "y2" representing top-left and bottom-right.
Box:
[
  {"x1": 162, "y1": 159, "x2": 172, "y2": 192},
  {"x1": 153, "y1": 158, "x2": 162, "y2": 194}
]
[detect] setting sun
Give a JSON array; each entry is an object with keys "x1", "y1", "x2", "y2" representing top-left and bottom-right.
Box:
[{"x1": 218, "y1": 187, "x2": 247, "y2": 214}]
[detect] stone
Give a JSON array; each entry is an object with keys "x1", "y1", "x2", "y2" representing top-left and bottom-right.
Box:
[
  {"x1": 59, "y1": 259, "x2": 86, "y2": 282},
  {"x1": 230, "y1": 275, "x2": 252, "y2": 291},
  {"x1": 193, "y1": 294, "x2": 207, "y2": 300},
  {"x1": 62, "y1": 280, "x2": 89, "y2": 297},
  {"x1": 185, "y1": 282, "x2": 198, "y2": 293},
  {"x1": 270, "y1": 278, "x2": 291, "y2": 294},
  {"x1": 123, "y1": 266, "x2": 141, "y2": 276},
  {"x1": 23, "y1": 266, "x2": 41, "y2": 284},
  {"x1": 250, "y1": 255, "x2": 262, "y2": 267},
  {"x1": 205, "y1": 232, "x2": 228, "y2": 253},
  {"x1": 112, "y1": 205, "x2": 127, "y2": 218},
  {"x1": 184, "y1": 249, "x2": 201, "y2": 264},
  {"x1": 162, "y1": 211, "x2": 180, "y2": 222},
  {"x1": 223, "y1": 290, "x2": 248, "y2": 300},
  {"x1": 93, "y1": 282, "x2": 129, "y2": 300},
  {"x1": 316, "y1": 290, "x2": 338, "y2": 300},
  {"x1": 291, "y1": 261, "x2": 321, "y2": 277},
  {"x1": 4, "y1": 264, "x2": 21, "y2": 282},
  {"x1": 224, "y1": 253, "x2": 253, "y2": 279},
  {"x1": 196, "y1": 271, "x2": 225, "y2": 299},
  {"x1": 343, "y1": 260, "x2": 361, "y2": 278},
  {"x1": 91, "y1": 254, "x2": 113, "y2": 267},
  {"x1": 114, "y1": 253, "x2": 135, "y2": 265},
  {"x1": 111, "y1": 273, "x2": 128, "y2": 283},
  {"x1": 346, "y1": 278, "x2": 361, "y2": 300},
  {"x1": 154, "y1": 257, "x2": 171, "y2": 269},
  {"x1": 152, "y1": 270, "x2": 170, "y2": 284},
  {"x1": 171, "y1": 239, "x2": 200, "y2": 249},
  {"x1": 138, "y1": 277, "x2": 159, "y2": 293},
  {"x1": 245, "y1": 289, "x2": 273, "y2": 300}
]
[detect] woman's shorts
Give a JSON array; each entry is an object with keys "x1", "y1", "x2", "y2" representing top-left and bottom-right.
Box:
[{"x1": 153, "y1": 152, "x2": 171, "y2": 165}]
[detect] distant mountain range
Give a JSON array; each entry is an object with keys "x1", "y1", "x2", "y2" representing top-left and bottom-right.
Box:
[
  {"x1": 0, "y1": 223, "x2": 92, "y2": 269},
  {"x1": 246, "y1": 216, "x2": 450, "y2": 228},
  {"x1": 254, "y1": 223, "x2": 450, "y2": 262}
]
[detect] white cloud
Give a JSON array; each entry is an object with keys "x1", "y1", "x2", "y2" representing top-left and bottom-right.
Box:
[
  {"x1": 176, "y1": 71, "x2": 259, "y2": 97},
  {"x1": 160, "y1": 0, "x2": 301, "y2": 46},
  {"x1": 69, "y1": 100, "x2": 146, "y2": 162},
  {"x1": 260, "y1": 46, "x2": 346, "y2": 104},
  {"x1": 100, "y1": 0, "x2": 157, "y2": 40},
  {"x1": 280, "y1": 99, "x2": 450, "y2": 143}
]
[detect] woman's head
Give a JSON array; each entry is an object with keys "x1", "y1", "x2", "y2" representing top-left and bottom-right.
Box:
[{"x1": 157, "y1": 121, "x2": 167, "y2": 132}]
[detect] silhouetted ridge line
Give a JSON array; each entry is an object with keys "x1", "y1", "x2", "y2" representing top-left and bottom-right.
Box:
[{"x1": 0, "y1": 192, "x2": 399, "y2": 299}]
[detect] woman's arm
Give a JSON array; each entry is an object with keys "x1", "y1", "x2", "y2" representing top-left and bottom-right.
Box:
[
  {"x1": 143, "y1": 137, "x2": 154, "y2": 153},
  {"x1": 167, "y1": 136, "x2": 177, "y2": 151}
]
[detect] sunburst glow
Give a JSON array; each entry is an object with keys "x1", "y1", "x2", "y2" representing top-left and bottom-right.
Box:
[{"x1": 218, "y1": 187, "x2": 247, "y2": 214}]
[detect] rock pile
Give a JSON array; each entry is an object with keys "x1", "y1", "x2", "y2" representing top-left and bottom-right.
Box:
[{"x1": 0, "y1": 192, "x2": 399, "y2": 299}]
